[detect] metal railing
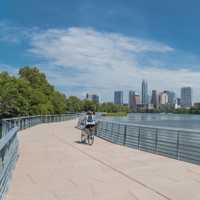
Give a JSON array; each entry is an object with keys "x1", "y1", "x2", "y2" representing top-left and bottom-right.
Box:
[
  {"x1": 0, "y1": 113, "x2": 77, "y2": 200},
  {"x1": 96, "y1": 120, "x2": 200, "y2": 165}
]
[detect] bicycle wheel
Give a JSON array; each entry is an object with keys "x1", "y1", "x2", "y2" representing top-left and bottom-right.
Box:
[
  {"x1": 87, "y1": 129, "x2": 94, "y2": 145},
  {"x1": 88, "y1": 134, "x2": 94, "y2": 145},
  {"x1": 81, "y1": 130, "x2": 86, "y2": 143}
]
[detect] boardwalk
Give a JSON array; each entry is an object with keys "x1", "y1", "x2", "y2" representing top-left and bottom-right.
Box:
[{"x1": 7, "y1": 120, "x2": 200, "y2": 200}]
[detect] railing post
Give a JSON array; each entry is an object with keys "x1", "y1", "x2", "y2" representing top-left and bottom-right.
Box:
[
  {"x1": 111, "y1": 123, "x2": 114, "y2": 142},
  {"x1": 23, "y1": 119, "x2": 25, "y2": 129},
  {"x1": 138, "y1": 127, "x2": 140, "y2": 150},
  {"x1": 177, "y1": 132, "x2": 180, "y2": 160},
  {"x1": 123, "y1": 125, "x2": 127, "y2": 146},
  {"x1": 155, "y1": 128, "x2": 158, "y2": 153},
  {"x1": 2, "y1": 120, "x2": 6, "y2": 137}
]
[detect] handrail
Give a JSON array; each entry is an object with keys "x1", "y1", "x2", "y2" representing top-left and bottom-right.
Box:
[
  {"x1": 96, "y1": 120, "x2": 200, "y2": 165},
  {"x1": 0, "y1": 113, "x2": 78, "y2": 200},
  {"x1": 0, "y1": 127, "x2": 19, "y2": 151},
  {"x1": 98, "y1": 119, "x2": 200, "y2": 134},
  {"x1": 2, "y1": 113, "x2": 76, "y2": 121}
]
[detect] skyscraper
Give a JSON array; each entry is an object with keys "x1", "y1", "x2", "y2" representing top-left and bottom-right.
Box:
[
  {"x1": 151, "y1": 90, "x2": 158, "y2": 108},
  {"x1": 86, "y1": 93, "x2": 99, "y2": 103},
  {"x1": 175, "y1": 98, "x2": 181, "y2": 109},
  {"x1": 114, "y1": 91, "x2": 123, "y2": 105},
  {"x1": 159, "y1": 91, "x2": 169, "y2": 105},
  {"x1": 181, "y1": 87, "x2": 192, "y2": 108},
  {"x1": 135, "y1": 95, "x2": 140, "y2": 105},
  {"x1": 129, "y1": 91, "x2": 137, "y2": 112},
  {"x1": 141, "y1": 80, "x2": 148, "y2": 106},
  {"x1": 166, "y1": 91, "x2": 175, "y2": 106}
]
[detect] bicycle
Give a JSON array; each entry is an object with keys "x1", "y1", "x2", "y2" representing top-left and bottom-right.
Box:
[{"x1": 81, "y1": 126, "x2": 95, "y2": 145}]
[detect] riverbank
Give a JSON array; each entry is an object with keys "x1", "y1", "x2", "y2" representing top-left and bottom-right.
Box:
[{"x1": 102, "y1": 112, "x2": 128, "y2": 117}]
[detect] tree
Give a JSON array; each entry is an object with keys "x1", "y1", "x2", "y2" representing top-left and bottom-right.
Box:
[
  {"x1": 0, "y1": 66, "x2": 69, "y2": 118},
  {"x1": 82, "y1": 99, "x2": 97, "y2": 112},
  {"x1": 66, "y1": 96, "x2": 82, "y2": 112},
  {"x1": 51, "y1": 91, "x2": 66, "y2": 114}
]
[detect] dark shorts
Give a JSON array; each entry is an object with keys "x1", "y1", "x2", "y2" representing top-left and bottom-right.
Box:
[{"x1": 85, "y1": 124, "x2": 95, "y2": 129}]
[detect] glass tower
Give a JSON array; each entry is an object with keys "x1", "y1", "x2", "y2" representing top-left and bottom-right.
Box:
[
  {"x1": 181, "y1": 87, "x2": 192, "y2": 108},
  {"x1": 114, "y1": 91, "x2": 123, "y2": 105},
  {"x1": 141, "y1": 80, "x2": 148, "y2": 105}
]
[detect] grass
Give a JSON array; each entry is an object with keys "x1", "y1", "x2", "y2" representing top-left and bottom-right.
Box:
[{"x1": 102, "y1": 112, "x2": 128, "y2": 117}]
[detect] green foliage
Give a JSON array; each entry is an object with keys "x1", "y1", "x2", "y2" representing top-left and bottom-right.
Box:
[
  {"x1": 0, "y1": 67, "x2": 68, "y2": 118},
  {"x1": 82, "y1": 99, "x2": 98, "y2": 112},
  {"x1": 0, "y1": 72, "x2": 30, "y2": 117},
  {"x1": 66, "y1": 96, "x2": 82, "y2": 112},
  {"x1": 0, "y1": 66, "x2": 131, "y2": 119},
  {"x1": 174, "y1": 107, "x2": 200, "y2": 114},
  {"x1": 98, "y1": 102, "x2": 128, "y2": 113}
]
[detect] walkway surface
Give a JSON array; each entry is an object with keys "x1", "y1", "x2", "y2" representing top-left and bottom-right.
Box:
[{"x1": 6, "y1": 120, "x2": 200, "y2": 200}]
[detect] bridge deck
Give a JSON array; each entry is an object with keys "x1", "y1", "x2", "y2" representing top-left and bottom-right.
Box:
[{"x1": 6, "y1": 120, "x2": 200, "y2": 200}]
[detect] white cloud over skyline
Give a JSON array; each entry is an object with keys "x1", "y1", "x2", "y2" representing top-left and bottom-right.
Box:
[
  {"x1": 28, "y1": 27, "x2": 200, "y2": 102},
  {"x1": 1, "y1": 23, "x2": 200, "y2": 102}
]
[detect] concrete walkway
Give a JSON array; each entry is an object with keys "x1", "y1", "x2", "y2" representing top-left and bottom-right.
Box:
[{"x1": 6, "y1": 120, "x2": 200, "y2": 200}]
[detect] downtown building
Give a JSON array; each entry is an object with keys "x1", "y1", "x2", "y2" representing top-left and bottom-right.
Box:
[
  {"x1": 151, "y1": 90, "x2": 158, "y2": 108},
  {"x1": 159, "y1": 91, "x2": 169, "y2": 105},
  {"x1": 86, "y1": 93, "x2": 99, "y2": 103},
  {"x1": 158, "y1": 90, "x2": 175, "y2": 107},
  {"x1": 129, "y1": 91, "x2": 140, "y2": 112},
  {"x1": 175, "y1": 98, "x2": 181, "y2": 109},
  {"x1": 114, "y1": 91, "x2": 123, "y2": 105},
  {"x1": 166, "y1": 91, "x2": 175, "y2": 106},
  {"x1": 181, "y1": 87, "x2": 192, "y2": 108},
  {"x1": 141, "y1": 80, "x2": 148, "y2": 107}
]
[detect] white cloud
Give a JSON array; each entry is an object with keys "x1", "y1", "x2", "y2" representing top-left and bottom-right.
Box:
[
  {"x1": 28, "y1": 27, "x2": 200, "y2": 102},
  {"x1": 1, "y1": 22, "x2": 200, "y2": 102}
]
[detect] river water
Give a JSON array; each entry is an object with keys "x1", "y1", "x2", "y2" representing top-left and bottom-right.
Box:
[{"x1": 103, "y1": 113, "x2": 200, "y2": 130}]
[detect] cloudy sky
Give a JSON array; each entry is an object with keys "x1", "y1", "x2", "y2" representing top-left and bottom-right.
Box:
[{"x1": 1, "y1": 0, "x2": 200, "y2": 102}]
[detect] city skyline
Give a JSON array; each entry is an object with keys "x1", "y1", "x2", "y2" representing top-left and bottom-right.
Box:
[
  {"x1": 111, "y1": 82, "x2": 196, "y2": 109},
  {"x1": 1, "y1": 1, "x2": 200, "y2": 101},
  {"x1": 85, "y1": 82, "x2": 196, "y2": 106},
  {"x1": 112, "y1": 80, "x2": 194, "y2": 105}
]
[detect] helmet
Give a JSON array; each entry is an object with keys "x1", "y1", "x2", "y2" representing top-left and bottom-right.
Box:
[{"x1": 87, "y1": 111, "x2": 93, "y2": 115}]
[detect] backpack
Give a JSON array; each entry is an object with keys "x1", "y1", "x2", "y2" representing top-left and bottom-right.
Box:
[
  {"x1": 86, "y1": 115, "x2": 95, "y2": 125},
  {"x1": 87, "y1": 115, "x2": 93, "y2": 122}
]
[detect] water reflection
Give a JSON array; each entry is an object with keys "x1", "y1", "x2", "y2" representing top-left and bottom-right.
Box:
[{"x1": 104, "y1": 113, "x2": 200, "y2": 130}]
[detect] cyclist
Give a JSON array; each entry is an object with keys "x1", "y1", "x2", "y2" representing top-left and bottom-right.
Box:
[
  {"x1": 80, "y1": 111, "x2": 96, "y2": 144},
  {"x1": 85, "y1": 111, "x2": 96, "y2": 130}
]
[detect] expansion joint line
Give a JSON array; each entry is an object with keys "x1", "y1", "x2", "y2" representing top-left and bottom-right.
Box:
[{"x1": 54, "y1": 135, "x2": 172, "y2": 200}]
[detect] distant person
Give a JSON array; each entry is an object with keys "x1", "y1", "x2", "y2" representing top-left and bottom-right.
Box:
[
  {"x1": 78, "y1": 111, "x2": 96, "y2": 145},
  {"x1": 85, "y1": 111, "x2": 96, "y2": 129}
]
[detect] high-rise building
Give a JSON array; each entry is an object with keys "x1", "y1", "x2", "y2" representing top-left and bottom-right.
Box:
[
  {"x1": 151, "y1": 90, "x2": 158, "y2": 108},
  {"x1": 159, "y1": 91, "x2": 169, "y2": 105},
  {"x1": 114, "y1": 91, "x2": 123, "y2": 105},
  {"x1": 129, "y1": 91, "x2": 141, "y2": 112},
  {"x1": 166, "y1": 91, "x2": 175, "y2": 106},
  {"x1": 175, "y1": 98, "x2": 181, "y2": 109},
  {"x1": 86, "y1": 93, "x2": 99, "y2": 103},
  {"x1": 141, "y1": 80, "x2": 148, "y2": 106},
  {"x1": 129, "y1": 91, "x2": 137, "y2": 112},
  {"x1": 135, "y1": 95, "x2": 140, "y2": 105},
  {"x1": 181, "y1": 87, "x2": 192, "y2": 108}
]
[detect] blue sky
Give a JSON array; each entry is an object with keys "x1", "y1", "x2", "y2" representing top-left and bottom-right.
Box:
[{"x1": 1, "y1": 0, "x2": 200, "y2": 102}]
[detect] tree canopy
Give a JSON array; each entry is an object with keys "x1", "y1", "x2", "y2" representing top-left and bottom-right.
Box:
[
  {"x1": 0, "y1": 67, "x2": 66, "y2": 118},
  {"x1": 0, "y1": 66, "x2": 129, "y2": 119}
]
